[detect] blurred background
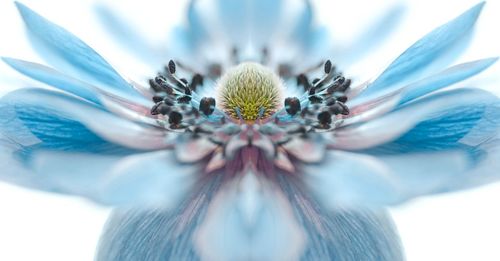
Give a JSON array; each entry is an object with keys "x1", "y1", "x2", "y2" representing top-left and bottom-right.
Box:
[{"x1": 0, "y1": 0, "x2": 499, "y2": 260}]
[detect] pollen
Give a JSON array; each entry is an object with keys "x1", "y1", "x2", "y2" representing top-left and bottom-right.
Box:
[{"x1": 217, "y1": 62, "x2": 283, "y2": 122}]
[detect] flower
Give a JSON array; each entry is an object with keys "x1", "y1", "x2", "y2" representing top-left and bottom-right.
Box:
[{"x1": 0, "y1": 1, "x2": 499, "y2": 260}]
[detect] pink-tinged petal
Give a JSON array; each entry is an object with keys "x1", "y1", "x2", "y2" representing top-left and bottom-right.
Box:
[
  {"x1": 175, "y1": 137, "x2": 218, "y2": 163},
  {"x1": 346, "y1": 79, "x2": 371, "y2": 99},
  {"x1": 17, "y1": 89, "x2": 170, "y2": 150},
  {"x1": 282, "y1": 136, "x2": 326, "y2": 163},
  {"x1": 129, "y1": 79, "x2": 155, "y2": 100},
  {"x1": 205, "y1": 149, "x2": 226, "y2": 173},
  {"x1": 194, "y1": 172, "x2": 306, "y2": 261},
  {"x1": 252, "y1": 135, "x2": 276, "y2": 159},
  {"x1": 330, "y1": 88, "x2": 491, "y2": 150},
  {"x1": 340, "y1": 90, "x2": 402, "y2": 127},
  {"x1": 274, "y1": 149, "x2": 295, "y2": 173},
  {"x1": 99, "y1": 94, "x2": 161, "y2": 127}
]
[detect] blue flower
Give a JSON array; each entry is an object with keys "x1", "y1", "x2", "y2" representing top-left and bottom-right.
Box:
[{"x1": 1, "y1": 1, "x2": 499, "y2": 260}]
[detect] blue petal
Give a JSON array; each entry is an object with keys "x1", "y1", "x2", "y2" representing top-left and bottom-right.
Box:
[
  {"x1": 187, "y1": 0, "x2": 208, "y2": 46},
  {"x1": 31, "y1": 150, "x2": 195, "y2": 205},
  {"x1": 337, "y1": 88, "x2": 500, "y2": 151},
  {"x1": 15, "y1": 2, "x2": 140, "y2": 97},
  {"x1": 194, "y1": 173, "x2": 306, "y2": 261},
  {"x1": 304, "y1": 150, "x2": 470, "y2": 206},
  {"x1": 335, "y1": 3, "x2": 406, "y2": 66},
  {"x1": 291, "y1": 0, "x2": 313, "y2": 42},
  {"x1": 276, "y1": 174, "x2": 404, "y2": 260},
  {"x1": 215, "y1": 0, "x2": 283, "y2": 47},
  {"x1": 2, "y1": 88, "x2": 166, "y2": 151},
  {"x1": 2, "y1": 57, "x2": 101, "y2": 105},
  {"x1": 368, "y1": 88, "x2": 500, "y2": 154},
  {"x1": 0, "y1": 88, "x2": 130, "y2": 157},
  {"x1": 94, "y1": 4, "x2": 164, "y2": 65},
  {"x1": 361, "y1": 2, "x2": 484, "y2": 97},
  {"x1": 398, "y1": 57, "x2": 498, "y2": 104},
  {"x1": 96, "y1": 174, "x2": 224, "y2": 260}
]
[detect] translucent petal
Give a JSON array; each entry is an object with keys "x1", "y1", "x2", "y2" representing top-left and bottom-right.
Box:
[
  {"x1": 331, "y1": 88, "x2": 497, "y2": 150},
  {"x1": 2, "y1": 57, "x2": 101, "y2": 104},
  {"x1": 276, "y1": 173, "x2": 404, "y2": 260},
  {"x1": 194, "y1": 172, "x2": 306, "y2": 261},
  {"x1": 215, "y1": 0, "x2": 283, "y2": 47},
  {"x1": 1, "y1": 88, "x2": 168, "y2": 151},
  {"x1": 361, "y1": 2, "x2": 485, "y2": 97},
  {"x1": 2, "y1": 57, "x2": 154, "y2": 109},
  {"x1": 398, "y1": 57, "x2": 498, "y2": 104},
  {"x1": 0, "y1": 88, "x2": 130, "y2": 156},
  {"x1": 366, "y1": 88, "x2": 500, "y2": 153},
  {"x1": 291, "y1": 0, "x2": 313, "y2": 41},
  {"x1": 175, "y1": 137, "x2": 218, "y2": 163},
  {"x1": 186, "y1": 0, "x2": 209, "y2": 47},
  {"x1": 32, "y1": 150, "x2": 195, "y2": 206},
  {"x1": 94, "y1": 3, "x2": 165, "y2": 65},
  {"x1": 15, "y1": 2, "x2": 140, "y2": 97},
  {"x1": 340, "y1": 90, "x2": 402, "y2": 127},
  {"x1": 335, "y1": 3, "x2": 406, "y2": 67},
  {"x1": 96, "y1": 174, "x2": 225, "y2": 260},
  {"x1": 304, "y1": 150, "x2": 469, "y2": 206},
  {"x1": 282, "y1": 136, "x2": 326, "y2": 163}
]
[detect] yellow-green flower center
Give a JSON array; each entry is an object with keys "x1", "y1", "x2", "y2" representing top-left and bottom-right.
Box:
[{"x1": 217, "y1": 62, "x2": 283, "y2": 122}]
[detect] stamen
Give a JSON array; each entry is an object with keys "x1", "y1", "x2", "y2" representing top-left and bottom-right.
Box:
[
  {"x1": 284, "y1": 97, "x2": 301, "y2": 116},
  {"x1": 199, "y1": 97, "x2": 216, "y2": 116}
]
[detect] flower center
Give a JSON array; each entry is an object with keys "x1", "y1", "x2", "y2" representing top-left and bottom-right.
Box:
[{"x1": 217, "y1": 62, "x2": 283, "y2": 122}]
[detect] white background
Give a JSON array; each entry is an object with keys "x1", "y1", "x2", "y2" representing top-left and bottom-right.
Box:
[{"x1": 0, "y1": 0, "x2": 499, "y2": 260}]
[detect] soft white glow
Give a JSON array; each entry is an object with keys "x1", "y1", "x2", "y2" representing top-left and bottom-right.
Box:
[{"x1": 0, "y1": 0, "x2": 499, "y2": 260}]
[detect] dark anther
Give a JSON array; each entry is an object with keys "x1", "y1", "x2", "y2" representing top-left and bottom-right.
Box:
[
  {"x1": 208, "y1": 64, "x2": 222, "y2": 78},
  {"x1": 338, "y1": 79, "x2": 351, "y2": 92},
  {"x1": 329, "y1": 103, "x2": 343, "y2": 115},
  {"x1": 180, "y1": 78, "x2": 188, "y2": 85},
  {"x1": 184, "y1": 87, "x2": 192, "y2": 96},
  {"x1": 336, "y1": 94, "x2": 348, "y2": 103},
  {"x1": 149, "y1": 79, "x2": 163, "y2": 93},
  {"x1": 190, "y1": 74, "x2": 204, "y2": 91},
  {"x1": 278, "y1": 64, "x2": 292, "y2": 78},
  {"x1": 324, "y1": 97, "x2": 337, "y2": 106},
  {"x1": 333, "y1": 75, "x2": 345, "y2": 85},
  {"x1": 338, "y1": 102, "x2": 350, "y2": 115},
  {"x1": 309, "y1": 87, "x2": 316, "y2": 95},
  {"x1": 312, "y1": 78, "x2": 320, "y2": 85},
  {"x1": 309, "y1": 95, "x2": 323, "y2": 104},
  {"x1": 199, "y1": 97, "x2": 216, "y2": 116},
  {"x1": 317, "y1": 111, "x2": 332, "y2": 125},
  {"x1": 153, "y1": 76, "x2": 174, "y2": 95},
  {"x1": 168, "y1": 60, "x2": 176, "y2": 74},
  {"x1": 324, "y1": 60, "x2": 333, "y2": 74},
  {"x1": 284, "y1": 97, "x2": 301, "y2": 116},
  {"x1": 297, "y1": 74, "x2": 310, "y2": 91},
  {"x1": 168, "y1": 111, "x2": 183, "y2": 125},
  {"x1": 152, "y1": 93, "x2": 167, "y2": 103},
  {"x1": 151, "y1": 102, "x2": 171, "y2": 115},
  {"x1": 154, "y1": 75, "x2": 166, "y2": 85},
  {"x1": 329, "y1": 102, "x2": 350, "y2": 115},
  {"x1": 163, "y1": 97, "x2": 175, "y2": 106},
  {"x1": 150, "y1": 102, "x2": 162, "y2": 115},
  {"x1": 177, "y1": 96, "x2": 192, "y2": 104}
]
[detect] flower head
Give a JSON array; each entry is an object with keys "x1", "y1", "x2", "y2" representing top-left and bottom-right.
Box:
[{"x1": 1, "y1": 1, "x2": 499, "y2": 260}]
